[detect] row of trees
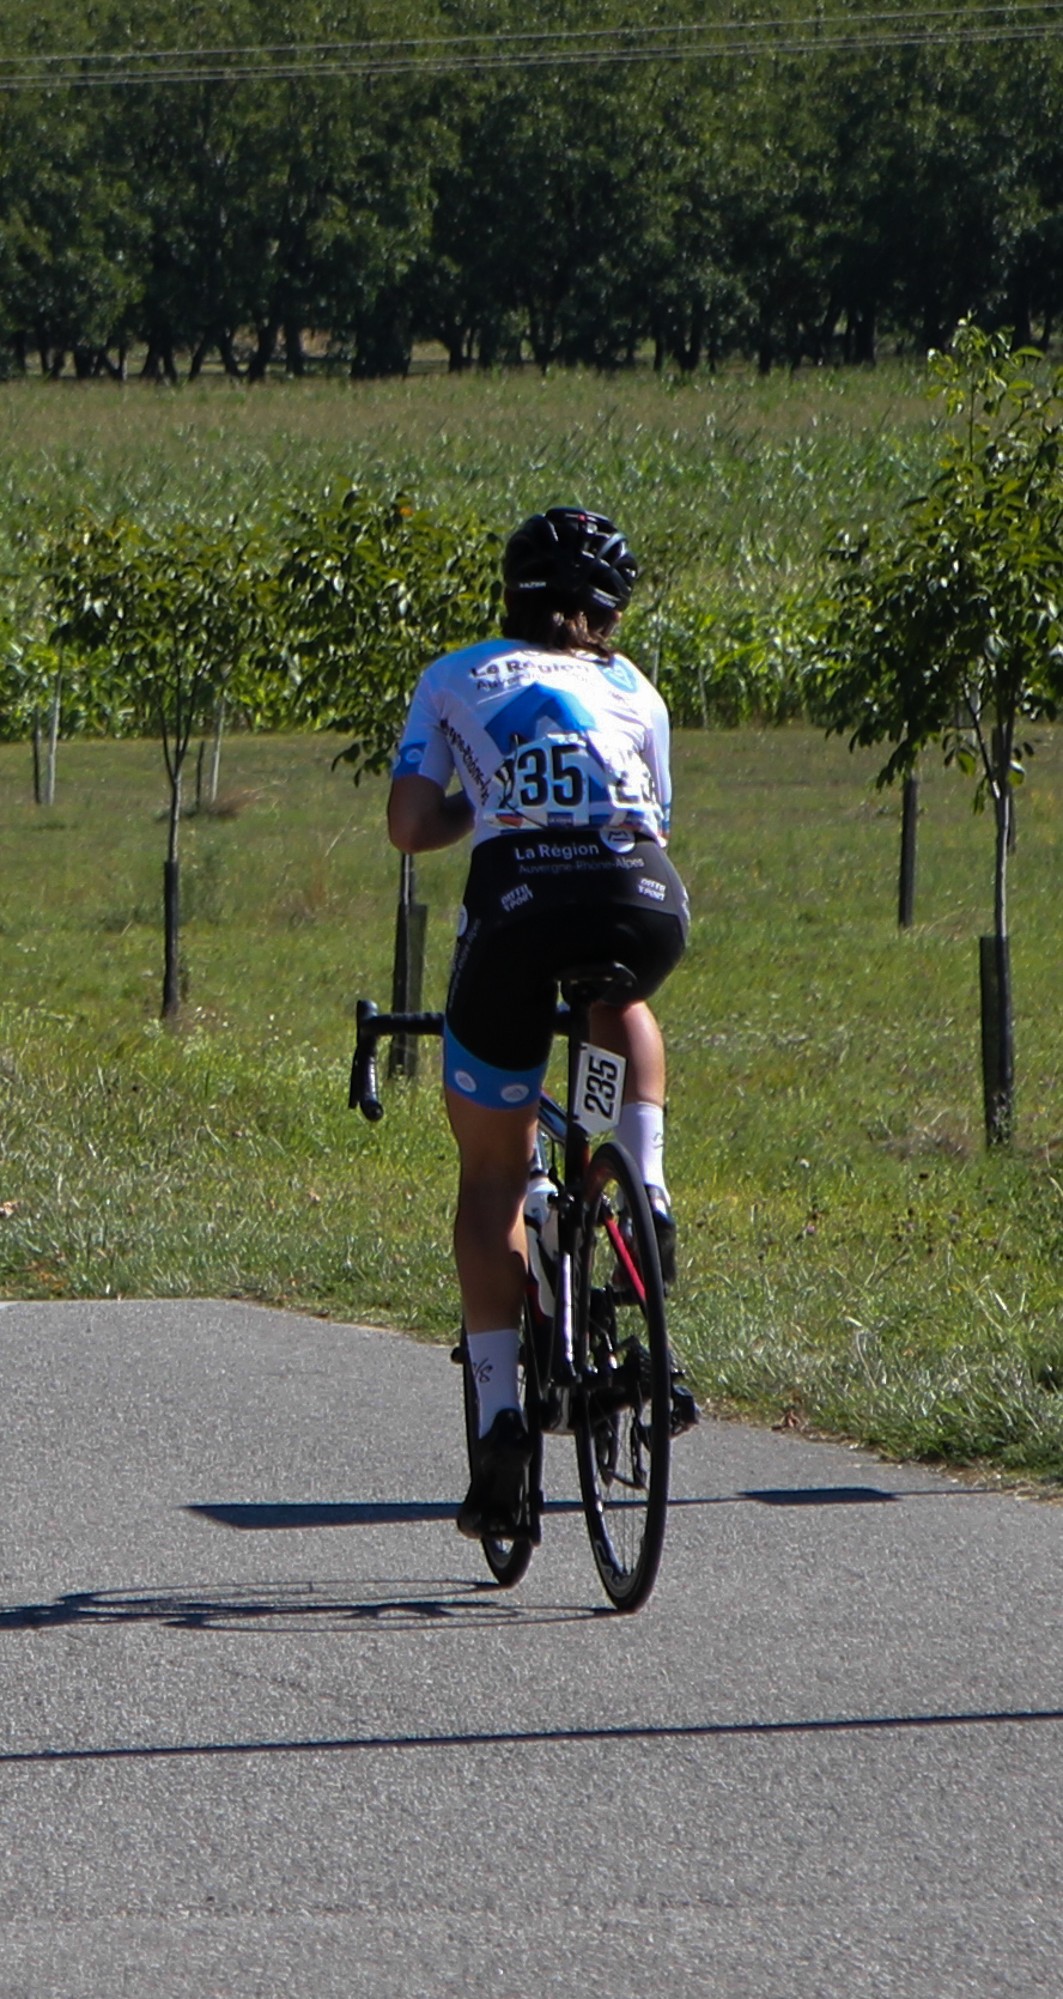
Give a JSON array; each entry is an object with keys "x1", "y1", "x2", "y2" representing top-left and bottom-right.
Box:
[
  {"x1": 4, "y1": 0, "x2": 1063, "y2": 379},
  {"x1": 6, "y1": 326, "x2": 1060, "y2": 1142},
  {"x1": 15, "y1": 491, "x2": 499, "y2": 1015}
]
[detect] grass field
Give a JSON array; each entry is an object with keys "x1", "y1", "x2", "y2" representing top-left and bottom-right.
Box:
[
  {"x1": 0, "y1": 360, "x2": 942, "y2": 612},
  {"x1": 2, "y1": 724, "x2": 1062, "y2": 1483}
]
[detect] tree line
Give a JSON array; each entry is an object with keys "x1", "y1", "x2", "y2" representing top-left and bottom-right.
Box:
[{"x1": 4, "y1": 0, "x2": 1063, "y2": 382}]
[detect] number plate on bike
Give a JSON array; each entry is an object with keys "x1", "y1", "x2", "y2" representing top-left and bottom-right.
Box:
[{"x1": 574, "y1": 1045, "x2": 627, "y2": 1135}]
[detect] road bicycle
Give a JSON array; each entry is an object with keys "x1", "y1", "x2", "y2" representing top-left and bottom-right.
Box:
[{"x1": 350, "y1": 961, "x2": 696, "y2": 1613}]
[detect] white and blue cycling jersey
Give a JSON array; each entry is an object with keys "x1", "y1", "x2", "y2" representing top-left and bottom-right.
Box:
[{"x1": 392, "y1": 637, "x2": 672, "y2": 847}]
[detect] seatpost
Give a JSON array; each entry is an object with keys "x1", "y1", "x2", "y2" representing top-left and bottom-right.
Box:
[
  {"x1": 564, "y1": 989, "x2": 591, "y2": 1187},
  {"x1": 541, "y1": 986, "x2": 590, "y2": 1390}
]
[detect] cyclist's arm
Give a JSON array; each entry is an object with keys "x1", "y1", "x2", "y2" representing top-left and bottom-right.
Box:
[{"x1": 388, "y1": 774, "x2": 474, "y2": 853}]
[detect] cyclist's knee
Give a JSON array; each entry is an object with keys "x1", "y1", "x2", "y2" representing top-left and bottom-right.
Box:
[{"x1": 447, "y1": 1092, "x2": 536, "y2": 1185}]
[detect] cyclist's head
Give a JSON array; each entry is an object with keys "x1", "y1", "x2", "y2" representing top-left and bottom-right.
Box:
[{"x1": 501, "y1": 507, "x2": 638, "y2": 651}]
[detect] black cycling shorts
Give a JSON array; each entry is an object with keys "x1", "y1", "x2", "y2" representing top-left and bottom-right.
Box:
[{"x1": 443, "y1": 829, "x2": 689, "y2": 1110}]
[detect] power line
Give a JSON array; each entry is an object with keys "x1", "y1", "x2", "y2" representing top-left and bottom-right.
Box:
[
  {"x1": 2, "y1": 3, "x2": 1063, "y2": 88},
  {"x1": 8, "y1": 2, "x2": 1063, "y2": 63}
]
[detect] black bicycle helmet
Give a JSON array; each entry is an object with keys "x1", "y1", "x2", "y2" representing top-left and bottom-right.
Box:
[{"x1": 502, "y1": 506, "x2": 638, "y2": 613}]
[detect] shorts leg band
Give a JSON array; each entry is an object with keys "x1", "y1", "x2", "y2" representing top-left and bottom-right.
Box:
[{"x1": 443, "y1": 1025, "x2": 546, "y2": 1111}]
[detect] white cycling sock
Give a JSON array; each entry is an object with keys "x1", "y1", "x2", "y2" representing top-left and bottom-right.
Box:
[
  {"x1": 466, "y1": 1328, "x2": 521, "y2": 1436},
  {"x1": 615, "y1": 1101, "x2": 668, "y2": 1201}
]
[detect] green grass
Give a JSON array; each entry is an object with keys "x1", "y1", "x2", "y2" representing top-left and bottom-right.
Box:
[
  {"x1": 0, "y1": 361, "x2": 941, "y2": 609},
  {"x1": 2, "y1": 726, "x2": 1062, "y2": 1482}
]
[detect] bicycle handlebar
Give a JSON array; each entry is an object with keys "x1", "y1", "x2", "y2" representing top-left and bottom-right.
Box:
[
  {"x1": 350, "y1": 990, "x2": 588, "y2": 1124},
  {"x1": 350, "y1": 999, "x2": 444, "y2": 1121}
]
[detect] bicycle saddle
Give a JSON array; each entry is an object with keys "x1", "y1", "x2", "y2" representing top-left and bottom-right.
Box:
[{"x1": 558, "y1": 960, "x2": 637, "y2": 1007}]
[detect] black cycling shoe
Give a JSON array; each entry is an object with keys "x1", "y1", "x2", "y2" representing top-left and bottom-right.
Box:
[
  {"x1": 457, "y1": 1408, "x2": 532, "y2": 1541},
  {"x1": 670, "y1": 1371, "x2": 700, "y2": 1434}
]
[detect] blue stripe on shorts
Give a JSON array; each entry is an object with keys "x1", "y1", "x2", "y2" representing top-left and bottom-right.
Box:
[{"x1": 443, "y1": 1025, "x2": 546, "y2": 1111}]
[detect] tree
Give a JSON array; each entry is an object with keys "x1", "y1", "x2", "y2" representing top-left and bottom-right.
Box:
[
  {"x1": 45, "y1": 514, "x2": 276, "y2": 1019},
  {"x1": 274, "y1": 489, "x2": 500, "y2": 774},
  {"x1": 821, "y1": 323, "x2": 1063, "y2": 1144},
  {"x1": 0, "y1": 78, "x2": 145, "y2": 377}
]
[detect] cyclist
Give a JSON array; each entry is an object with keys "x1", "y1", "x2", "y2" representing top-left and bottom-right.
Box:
[{"x1": 387, "y1": 506, "x2": 688, "y2": 1539}]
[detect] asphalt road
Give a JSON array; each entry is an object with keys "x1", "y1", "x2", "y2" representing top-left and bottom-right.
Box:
[{"x1": 0, "y1": 1297, "x2": 1060, "y2": 1998}]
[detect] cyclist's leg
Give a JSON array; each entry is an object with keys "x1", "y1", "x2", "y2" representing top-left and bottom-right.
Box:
[
  {"x1": 589, "y1": 997, "x2": 669, "y2": 1207},
  {"x1": 587, "y1": 917, "x2": 684, "y2": 1281},
  {"x1": 443, "y1": 838, "x2": 555, "y2": 1374},
  {"x1": 447, "y1": 1092, "x2": 539, "y2": 1539},
  {"x1": 445, "y1": 1091, "x2": 538, "y2": 1338},
  {"x1": 589, "y1": 997, "x2": 665, "y2": 1101}
]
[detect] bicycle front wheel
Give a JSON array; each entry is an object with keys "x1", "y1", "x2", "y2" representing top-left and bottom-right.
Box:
[{"x1": 573, "y1": 1141, "x2": 671, "y2": 1612}]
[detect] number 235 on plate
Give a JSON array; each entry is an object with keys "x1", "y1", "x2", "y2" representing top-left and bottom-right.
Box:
[{"x1": 574, "y1": 1046, "x2": 627, "y2": 1135}]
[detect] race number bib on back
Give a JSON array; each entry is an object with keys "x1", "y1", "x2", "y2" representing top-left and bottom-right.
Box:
[
  {"x1": 503, "y1": 736, "x2": 590, "y2": 815},
  {"x1": 488, "y1": 732, "x2": 656, "y2": 830}
]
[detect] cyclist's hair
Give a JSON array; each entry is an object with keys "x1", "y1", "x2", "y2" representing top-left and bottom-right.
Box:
[
  {"x1": 500, "y1": 595, "x2": 618, "y2": 656},
  {"x1": 501, "y1": 507, "x2": 637, "y2": 655}
]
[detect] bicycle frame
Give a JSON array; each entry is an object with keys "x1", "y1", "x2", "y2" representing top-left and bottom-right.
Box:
[{"x1": 351, "y1": 990, "x2": 648, "y2": 1393}]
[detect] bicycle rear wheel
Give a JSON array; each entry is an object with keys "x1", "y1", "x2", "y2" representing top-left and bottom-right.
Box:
[
  {"x1": 460, "y1": 1314, "x2": 541, "y2": 1588},
  {"x1": 573, "y1": 1140, "x2": 671, "y2": 1612}
]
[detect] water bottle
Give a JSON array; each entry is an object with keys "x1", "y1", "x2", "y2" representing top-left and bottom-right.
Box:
[{"x1": 524, "y1": 1167, "x2": 558, "y2": 1321}]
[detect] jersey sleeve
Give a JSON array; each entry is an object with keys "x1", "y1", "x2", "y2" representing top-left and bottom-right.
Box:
[{"x1": 391, "y1": 666, "x2": 455, "y2": 789}]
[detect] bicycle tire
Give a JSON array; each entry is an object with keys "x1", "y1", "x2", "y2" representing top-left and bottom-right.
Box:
[
  {"x1": 460, "y1": 1316, "x2": 540, "y2": 1588},
  {"x1": 573, "y1": 1140, "x2": 671, "y2": 1612}
]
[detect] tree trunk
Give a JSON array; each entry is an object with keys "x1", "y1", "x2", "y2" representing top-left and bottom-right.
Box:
[
  {"x1": 442, "y1": 320, "x2": 468, "y2": 372},
  {"x1": 979, "y1": 934, "x2": 1014, "y2": 1146},
  {"x1": 980, "y1": 778, "x2": 1015, "y2": 1144},
  {"x1": 217, "y1": 330, "x2": 243, "y2": 379},
  {"x1": 162, "y1": 769, "x2": 183, "y2": 1022},
  {"x1": 141, "y1": 339, "x2": 179, "y2": 384},
  {"x1": 283, "y1": 319, "x2": 306, "y2": 376},
  {"x1": 670, "y1": 302, "x2": 704, "y2": 373},
  {"x1": 388, "y1": 854, "x2": 428, "y2": 1079},
  {"x1": 853, "y1": 303, "x2": 877, "y2": 366},
  {"x1": 387, "y1": 855, "x2": 425, "y2": 1087},
  {"x1": 527, "y1": 306, "x2": 558, "y2": 372},
  {"x1": 43, "y1": 674, "x2": 61, "y2": 806},
  {"x1": 898, "y1": 772, "x2": 918, "y2": 927},
  {"x1": 95, "y1": 345, "x2": 127, "y2": 382},
  {"x1": 207, "y1": 696, "x2": 225, "y2": 806},
  {"x1": 247, "y1": 322, "x2": 278, "y2": 381}
]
